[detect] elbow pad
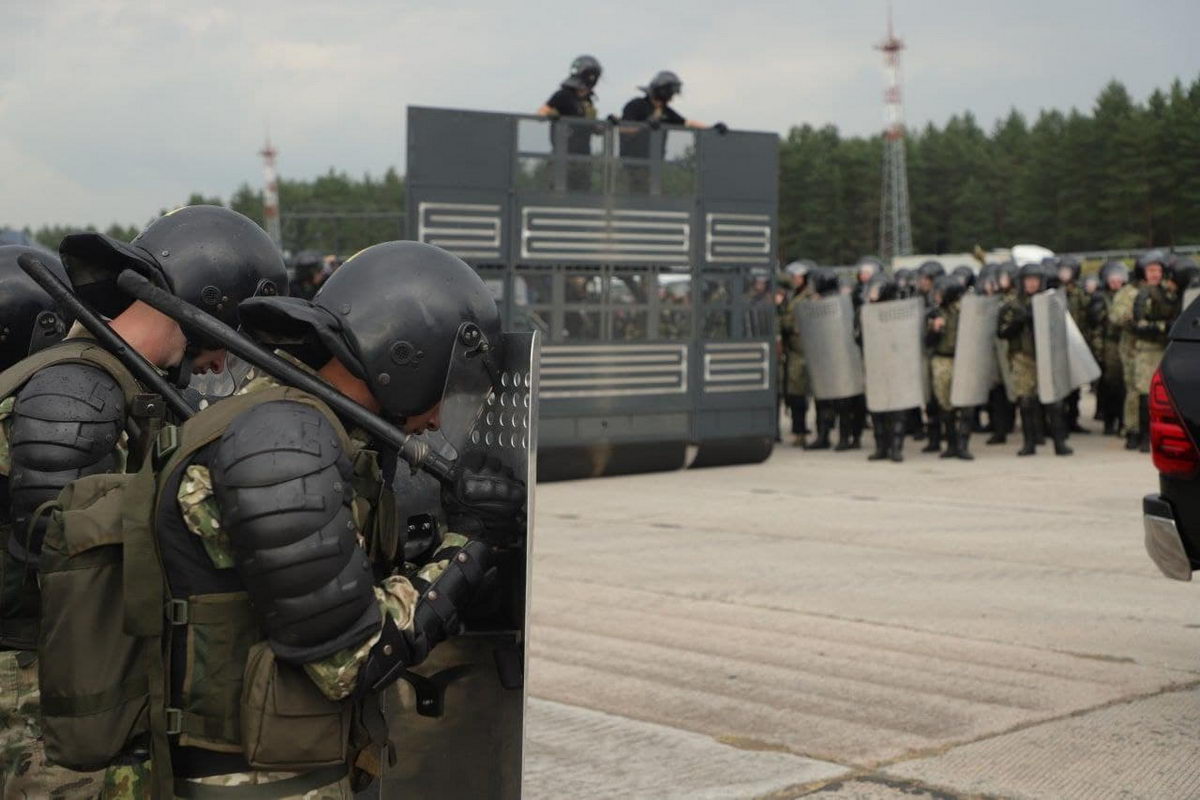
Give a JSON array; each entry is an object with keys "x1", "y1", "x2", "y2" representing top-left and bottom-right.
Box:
[
  {"x1": 8, "y1": 364, "x2": 124, "y2": 562},
  {"x1": 212, "y1": 401, "x2": 380, "y2": 663}
]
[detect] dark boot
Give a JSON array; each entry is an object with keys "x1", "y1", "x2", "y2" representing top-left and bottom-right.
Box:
[
  {"x1": 1139, "y1": 395, "x2": 1151, "y2": 453},
  {"x1": 889, "y1": 414, "x2": 906, "y2": 462},
  {"x1": 1036, "y1": 405, "x2": 1047, "y2": 445},
  {"x1": 1017, "y1": 398, "x2": 1038, "y2": 456},
  {"x1": 868, "y1": 415, "x2": 890, "y2": 461},
  {"x1": 834, "y1": 402, "x2": 857, "y2": 451},
  {"x1": 938, "y1": 410, "x2": 959, "y2": 458},
  {"x1": 957, "y1": 408, "x2": 975, "y2": 460},
  {"x1": 921, "y1": 405, "x2": 942, "y2": 453},
  {"x1": 1048, "y1": 402, "x2": 1073, "y2": 456},
  {"x1": 809, "y1": 402, "x2": 834, "y2": 450},
  {"x1": 987, "y1": 387, "x2": 1010, "y2": 444},
  {"x1": 909, "y1": 408, "x2": 926, "y2": 440}
]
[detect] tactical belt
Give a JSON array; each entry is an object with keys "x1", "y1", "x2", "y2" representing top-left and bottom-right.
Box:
[{"x1": 173, "y1": 765, "x2": 348, "y2": 799}]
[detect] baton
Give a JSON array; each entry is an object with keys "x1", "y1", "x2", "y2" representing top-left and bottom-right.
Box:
[
  {"x1": 115, "y1": 269, "x2": 457, "y2": 485},
  {"x1": 17, "y1": 254, "x2": 195, "y2": 421}
]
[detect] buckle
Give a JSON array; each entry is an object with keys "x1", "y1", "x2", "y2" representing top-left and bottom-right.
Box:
[
  {"x1": 154, "y1": 425, "x2": 179, "y2": 464},
  {"x1": 131, "y1": 393, "x2": 166, "y2": 420},
  {"x1": 165, "y1": 707, "x2": 182, "y2": 736},
  {"x1": 165, "y1": 599, "x2": 189, "y2": 625}
]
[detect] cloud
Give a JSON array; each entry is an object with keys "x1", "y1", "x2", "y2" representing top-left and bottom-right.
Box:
[{"x1": 2, "y1": 0, "x2": 1198, "y2": 228}]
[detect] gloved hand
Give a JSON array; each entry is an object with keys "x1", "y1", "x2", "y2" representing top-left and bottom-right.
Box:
[
  {"x1": 713, "y1": 121, "x2": 729, "y2": 135},
  {"x1": 443, "y1": 454, "x2": 525, "y2": 541},
  {"x1": 647, "y1": 118, "x2": 661, "y2": 131},
  {"x1": 606, "y1": 113, "x2": 620, "y2": 125}
]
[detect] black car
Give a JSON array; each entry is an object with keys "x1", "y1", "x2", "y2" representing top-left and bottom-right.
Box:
[{"x1": 1144, "y1": 298, "x2": 1200, "y2": 581}]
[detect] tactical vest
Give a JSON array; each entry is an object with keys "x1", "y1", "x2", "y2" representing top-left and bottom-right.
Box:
[
  {"x1": 35, "y1": 384, "x2": 397, "y2": 797},
  {"x1": 0, "y1": 340, "x2": 153, "y2": 652}
]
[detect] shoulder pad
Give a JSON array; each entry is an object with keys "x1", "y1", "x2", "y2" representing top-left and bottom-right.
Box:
[
  {"x1": 10, "y1": 363, "x2": 125, "y2": 472},
  {"x1": 211, "y1": 400, "x2": 377, "y2": 662}
]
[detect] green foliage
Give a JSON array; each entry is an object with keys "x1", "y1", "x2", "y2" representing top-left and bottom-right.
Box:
[{"x1": 780, "y1": 74, "x2": 1200, "y2": 263}]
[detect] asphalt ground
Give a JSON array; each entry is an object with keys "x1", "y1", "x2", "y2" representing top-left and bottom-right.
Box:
[{"x1": 524, "y1": 405, "x2": 1200, "y2": 799}]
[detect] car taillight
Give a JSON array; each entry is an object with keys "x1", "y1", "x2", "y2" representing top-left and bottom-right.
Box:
[{"x1": 1150, "y1": 368, "x2": 1200, "y2": 478}]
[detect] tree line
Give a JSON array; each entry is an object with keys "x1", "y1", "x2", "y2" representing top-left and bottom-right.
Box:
[{"x1": 10, "y1": 76, "x2": 1199, "y2": 263}]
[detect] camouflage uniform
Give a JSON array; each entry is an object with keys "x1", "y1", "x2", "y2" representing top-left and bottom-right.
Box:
[
  {"x1": 998, "y1": 294, "x2": 1037, "y2": 400},
  {"x1": 778, "y1": 288, "x2": 810, "y2": 440},
  {"x1": 929, "y1": 300, "x2": 961, "y2": 410},
  {"x1": 1132, "y1": 284, "x2": 1180, "y2": 393},
  {"x1": 107, "y1": 361, "x2": 469, "y2": 798},
  {"x1": 1109, "y1": 282, "x2": 1141, "y2": 434}
]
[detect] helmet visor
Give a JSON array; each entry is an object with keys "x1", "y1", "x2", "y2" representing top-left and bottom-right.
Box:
[{"x1": 436, "y1": 321, "x2": 502, "y2": 456}]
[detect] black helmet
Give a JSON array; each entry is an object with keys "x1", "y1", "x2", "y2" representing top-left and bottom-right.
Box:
[
  {"x1": 810, "y1": 267, "x2": 840, "y2": 296},
  {"x1": 1174, "y1": 257, "x2": 1200, "y2": 289},
  {"x1": 642, "y1": 70, "x2": 683, "y2": 102},
  {"x1": 0, "y1": 245, "x2": 73, "y2": 370},
  {"x1": 1137, "y1": 249, "x2": 1168, "y2": 271},
  {"x1": 59, "y1": 205, "x2": 288, "y2": 348},
  {"x1": 916, "y1": 260, "x2": 945, "y2": 280},
  {"x1": 856, "y1": 256, "x2": 883, "y2": 282},
  {"x1": 893, "y1": 267, "x2": 915, "y2": 287},
  {"x1": 935, "y1": 275, "x2": 965, "y2": 307},
  {"x1": 1099, "y1": 260, "x2": 1129, "y2": 286},
  {"x1": 1018, "y1": 262, "x2": 1044, "y2": 293},
  {"x1": 977, "y1": 263, "x2": 999, "y2": 293},
  {"x1": 238, "y1": 242, "x2": 502, "y2": 439},
  {"x1": 564, "y1": 54, "x2": 602, "y2": 91},
  {"x1": 868, "y1": 274, "x2": 899, "y2": 303},
  {"x1": 950, "y1": 265, "x2": 975, "y2": 289},
  {"x1": 1057, "y1": 255, "x2": 1081, "y2": 282}
]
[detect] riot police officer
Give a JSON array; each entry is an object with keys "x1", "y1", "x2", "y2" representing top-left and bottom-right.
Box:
[
  {"x1": 997, "y1": 263, "x2": 1072, "y2": 456},
  {"x1": 779, "y1": 261, "x2": 812, "y2": 446},
  {"x1": 1089, "y1": 260, "x2": 1128, "y2": 435},
  {"x1": 1131, "y1": 252, "x2": 1181, "y2": 452},
  {"x1": 0, "y1": 207, "x2": 288, "y2": 798},
  {"x1": 1057, "y1": 255, "x2": 1090, "y2": 433},
  {"x1": 89, "y1": 242, "x2": 523, "y2": 798},
  {"x1": 620, "y1": 71, "x2": 726, "y2": 151},
  {"x1": 927, "y1": 276, "x2": 973, "y2": 460},
  {"x1": 1110, "y1": 256, "x2": 1146, "y2": 449},
  {"x1": 539, "y1": 55, "x2": 604, "y2": 190},
  {"x1": 0, "y1": 246, "x2": 73, "y2": 798}
]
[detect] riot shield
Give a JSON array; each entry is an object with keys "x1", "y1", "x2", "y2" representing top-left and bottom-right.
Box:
[
  {"x1": 795, "y1": 294, "x2": 864, "y2": 400},
  {"x1": 1065, "y1": 313, "x2": 1101, "y2": 388},
  {"x1": 861, "y1": 297, "x2": 925, "y2": 412},
  {"x1": 1184, "y1": 287, "x2": 1200, "y2": 314},
  {"x1": 1033, "y1": 290, "x2": 1072, "y2": 403},
  {"x1": 384, "y1": 330, "x2": 538, "y2": 800},
  {"x1": 995, "y1": 339, "x2": 1017, "y2": 403},
  {"x1": 950, "y1": 294, "x2": 1001, "y2": 408}
]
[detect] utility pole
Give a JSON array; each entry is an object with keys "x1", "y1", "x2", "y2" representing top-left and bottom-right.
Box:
[
  {"x1": 259, "y1": 137, "x2": 282, "y2": 248},
  {"x1": 876, "y1": 5, "x2": 913, "y2": 264}
]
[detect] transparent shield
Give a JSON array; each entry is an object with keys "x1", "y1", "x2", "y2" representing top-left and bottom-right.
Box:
[{"x1": 437, "y1": 323, "x2": 502, "y2": 455}]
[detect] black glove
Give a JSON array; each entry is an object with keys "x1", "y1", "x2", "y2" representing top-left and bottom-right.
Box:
[
  {"x1": 713, "y1": 121, "x2": 729, "y2": 135},
  {"x1": 443, "y1": 454, "x2": 525, "y2": 541},
  {"x1": 606, "y1": 113, "x2": 620, "y2": 125},
  {"x1": 647, "y1": 118, "x2": 661, "y2": 131}
]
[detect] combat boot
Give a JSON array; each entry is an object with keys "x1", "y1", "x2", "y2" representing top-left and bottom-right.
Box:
[
  {"x1": 1138, "y1": 395, "x2": 1151, "y2": 453},
  {"x1": 808, "y1": 402, "x2": 834, "y2": 450},
  {"x1": 938, "y1": 410, "x2": 960, "y2": 459},
  {"x1": 986, "y1": 389, "x2": 1010, "y2": 445},
  {"x1": 1048, "y1": 402, "x2": 1073, "y2": 456},
  {"x1": 956, "y1": 408, "x2": 975, "y2": 460},
  {"x1": 921, "y1": 409, "x2": 941, "y2": 453},
  {"x1": 1017, "y1": 397, "x2": 1038, "y2": 456},
  {"x1": 834, "y1": 403, "x2": 856, "y2": 451},
  {"x1": 889, "y1": 414, "x2": 906, "y2": 462},
  {"x1": 868, "y1": 415, "x2": 890, "y2": 461},
  {"x1": 909, "y1": 408, "x2": 926, "y2": 441}
]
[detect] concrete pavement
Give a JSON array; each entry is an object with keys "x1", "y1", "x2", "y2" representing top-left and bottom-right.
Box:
[{"x1": 524, "y1": 421, "x2": 1200, "y2": 799}]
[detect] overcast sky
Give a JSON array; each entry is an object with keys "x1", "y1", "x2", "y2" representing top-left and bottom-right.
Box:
[{"x1": 2, "y1": 0, "x2": 1198, "y2": 230}]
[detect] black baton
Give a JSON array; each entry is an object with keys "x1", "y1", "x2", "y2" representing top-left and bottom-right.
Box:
[
  {"x1": 17, "y1": 253, "x2": 195, "y2": 421},
  {"x1": 115, "y1": 269, "x2": 457, "y2": 485}
]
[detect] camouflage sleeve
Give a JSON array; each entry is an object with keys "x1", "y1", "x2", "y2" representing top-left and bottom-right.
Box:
[
  {"x1": 304, "y1": 532, "x2": 471, "y2": 701},
  {"x1": 1109, "y1": 286, "x2": 1135, "y2": 327},
  {"x1": 176, "y1": 465, "x2": 235, "y2": 569}
]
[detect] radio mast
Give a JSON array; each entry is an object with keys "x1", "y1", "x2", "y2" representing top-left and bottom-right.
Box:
[
  {"x1": 259, "y1": 137, "x2": 282, "y2": 248},
  {"x1": 876, "y1": 6, "x2": 913, "y2": 263}
]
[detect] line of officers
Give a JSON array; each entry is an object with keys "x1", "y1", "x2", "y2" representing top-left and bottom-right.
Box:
[{"x1": 776, "y1": 249, "x2": 1194, "y2": 461}]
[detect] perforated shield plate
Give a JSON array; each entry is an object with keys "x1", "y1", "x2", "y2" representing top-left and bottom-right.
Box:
[
  {"x1": 385, "y1": 331, "x2": 538, "y2": 800},
  {"x1": 1033, "y1": 290, "x2": 1072, "y2": 403},
  {"x1": 862, "y1": 297, "x2": 925, "y2": 412},
  {"x1": 950, "y1": 294, "x2": 1002, "y2": 408},
  {"x1": 795, "y1": 294, "x2": 864, "y2": 400}
]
